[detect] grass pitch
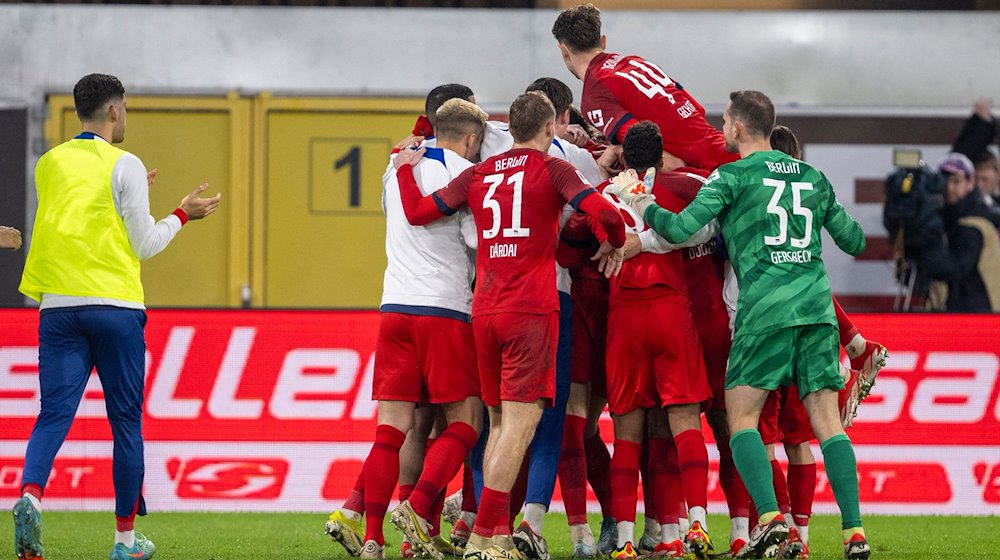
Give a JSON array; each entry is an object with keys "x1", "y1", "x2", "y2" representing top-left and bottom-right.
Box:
[{"x1": 1, "y1": 511, "x2": 996, "y2": 559}]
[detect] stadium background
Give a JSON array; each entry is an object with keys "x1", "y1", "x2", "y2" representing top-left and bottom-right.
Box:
[{"x1": 0, "y1": 2, "x2": 998, "y2": 519}]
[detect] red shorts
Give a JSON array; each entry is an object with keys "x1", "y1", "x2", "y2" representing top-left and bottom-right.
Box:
[
  {"x1": 605, "y1": 296, "x2": 712, "y2": 415},
  {"x1": 372, "y1": 313, "x2": 479, "y2": 404},
  {"x1": 570, "y1": 276, "x2": 610, "y2": 397},
  {"x1": 474, "y1": 311, "x2": 559, "y2": 407},
  {"x1": 759, "y1": 385, "x2": 815, "y2": 446},
  {"x1": 693, "y1": 307, "x2": 732, "y2": 411}
]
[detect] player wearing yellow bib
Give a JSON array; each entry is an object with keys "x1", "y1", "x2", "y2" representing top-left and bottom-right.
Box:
[{"x1": 606, "y1": 91, "x2": 870, "y2": 560}]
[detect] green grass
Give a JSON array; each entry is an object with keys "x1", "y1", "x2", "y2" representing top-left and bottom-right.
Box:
[{"x1": 1, "y1": 511, "x2": 997, "y2": 559}]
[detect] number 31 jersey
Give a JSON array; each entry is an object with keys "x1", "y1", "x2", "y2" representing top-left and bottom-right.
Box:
[
  {"x1": 434, "y1": 148, "x2": 596, "y2": 317},
  {"x1": 690, "y1": 151, "x2": 865, "y2": 335}
]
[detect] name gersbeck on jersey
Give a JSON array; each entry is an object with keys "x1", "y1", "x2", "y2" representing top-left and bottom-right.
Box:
[
  {"x1": 765, "y1": 160, "x2": 801, "y2": 174},
  {"x1": 771, "y1": 249, "x2": 812, "y2": 264},
  {"x1": 495, "y1": 155, "x2": 528, "y2": 172}
]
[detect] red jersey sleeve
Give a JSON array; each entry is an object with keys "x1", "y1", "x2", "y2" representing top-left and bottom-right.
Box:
[
  {"x1": 583, "y1": 76, "x2": 639, "y2": 145},
  {"x1": 396, "y1": 162, "x2": 472, "y2": 225}
]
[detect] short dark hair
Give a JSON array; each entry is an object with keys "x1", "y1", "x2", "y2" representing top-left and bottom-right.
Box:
[
  {"x1": 552, "y1": 4, "x2": 602, "y2": 53},
  {"x1": 728, "y1": 90, "x2": 775, "y2": 139},
  {"x1": 73, "y1": 73, "x2": 125, "y2": 122},
  {"x1": 425, "y1": 84, "x2": 475, "y2": 126},
  {"x1": 622, "y1": 121, "x2": 662, "y2": 171},
  {"x1": 525, "y1": 77, "x2": 574, "y2": 115},
  {"x1": 770, "y1": 125, "x2": 802, "y2": 160},
  {"x1": 509, "y1": 91, "x2": 555, "y2": 143}
]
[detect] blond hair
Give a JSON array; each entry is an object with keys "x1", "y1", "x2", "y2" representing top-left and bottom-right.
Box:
[{"x1": 435, "y1": 98, "x2": 488, "y2": 142}]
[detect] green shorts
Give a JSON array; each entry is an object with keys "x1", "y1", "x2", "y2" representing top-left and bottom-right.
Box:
[{"x1": 726, "y1": 323, "x2": 843, "y2": 397}]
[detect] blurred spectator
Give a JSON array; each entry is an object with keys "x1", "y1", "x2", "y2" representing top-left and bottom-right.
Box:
[
  {"x1": 919, "y1": 153, "x2": 1000, "y2": 312},
  {"x1": 952, "y1": 98, "x2": 1000, "y2": 206}
]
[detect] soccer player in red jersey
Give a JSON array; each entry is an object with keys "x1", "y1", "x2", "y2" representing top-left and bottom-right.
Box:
[
  {"x1": 597, "y1": 122, "x2": 718, "y2": 560},
  {"x1": 551, "y1": 4, "x2": 739, "y2": 172},
  {"x1": 391, "y1": 92, "x2": 627, "y2": 560}
]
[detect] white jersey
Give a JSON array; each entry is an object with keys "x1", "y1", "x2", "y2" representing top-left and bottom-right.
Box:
[
  {"x1": 480, "y1": 121, "x2": 604, "y2": 294},
  {"x1": 381, "y1": 146, "x2": 476, "y2": 320}
]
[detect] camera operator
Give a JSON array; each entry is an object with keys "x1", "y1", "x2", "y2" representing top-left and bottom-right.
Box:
[{"x1": 918, "y1": 153, "x2": 1000, "y2": 312}]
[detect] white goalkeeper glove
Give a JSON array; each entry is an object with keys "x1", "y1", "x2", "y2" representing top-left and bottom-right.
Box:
[{"x1": 604, "y1": 167, "x2": 657, "y2": 217}]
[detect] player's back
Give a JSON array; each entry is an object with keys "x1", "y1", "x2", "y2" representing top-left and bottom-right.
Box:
[
  {"x1": 582, "y1": 52, "x2": 736, "y2": 171},
  {"x1": 382, "y1": 147, "x2": 475, "y2": 317},
  {"x1": 467, "y1": 148, "x2": 593, "y2": 316},
  {"x1": 716, "y1": 150, "x2": 863, "y2": 334}
]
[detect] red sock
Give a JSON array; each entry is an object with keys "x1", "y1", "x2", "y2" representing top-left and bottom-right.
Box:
[
  {"x1": 559, "y1": 414, "x2": 589, "y2": 526},
  {"x1": 399, "y1": 483, "x2": 415, "y2": 502},
  {"x1": 716, "y1": 435, "x2": 750, "y2": 518},
  {"x1": 428, "y1": 487, "x2": 447, "y2": 537},
  {"x1": 21, "y1": 484, "x2": 43, "y2": 501},
  {"x1": 115, "y1": 497, "x2": 140, "y2": 532},
  {"x1": 673, "y1": 429, "x2": 709, "y2": 510},
  {"x1": 363, "y1": 424, "x2": 406, "y2": 545},
  {"x1": 509, "y1": 457, "x2": 530, "y2": 532},
  {"x1": 410, "y1": 422, "x2": 478, "y2": 519},
  {"x1": 495, "y1": 504, "x2": 512, "y2": 537},
  {"x1": 748, "y1": 498, "x2": 758, "y2": 530},
  {"x1": 343, "y1": 471, "x2": 365, "y2": 513},
  {"x1": 473, "y1": 486, "x2": 509, "y2": 539},
  {"x1": 771, "y1": 460, "x2": 791, "y2": 515},
  {"x1": 610, "y1": 439, "x2": 642, "y2": 524},
  {"x1": 787, "y1": 463, "x2": 817, "y2": 527},
  {"x1": 585, "y1": 430, "x2": 614, "y2": 518},
  {"x1": 833, "y1": 295, "x2": 860, "y2": 347},
  {"x1": 649, "y1": 437, "x2": 680, "y2": 525},
  {"x1": 462, "y1": 465, "x2": 478, "y2": 513},
  {"x1": 639, "y1": 441, "x2": 655, "y2": 520}
]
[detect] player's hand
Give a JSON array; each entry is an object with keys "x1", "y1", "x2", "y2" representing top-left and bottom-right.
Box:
[
  {"x1": 393, "y1": 145, "x2": 425, "y2": 169},
  {"x1": 560, "y1": 124, "x2": 591, "y2": 147},
  {"x1": 661, "y1": 150, "x2": 685, "y2": 172},
  {"x1": 146, "y1": 168, "x2": 158, "y2": 191},
  {"x1": 180, "y1": 184, "x2": 222, "y2": 220},
  {"x1": 0, "y1": 226, "x2": 22, "y2": 251},
  {"x1": 393, "y1": 134, "x2": 424, "y2": 153},
  {"x1": 623, "y1": 233, "x2": 642, "y2": 260},
  {"x1": 592, "y1": 240, "x2": 625, "y2": 278},
  {"x1": 596, "y1": 144, "x2": 623, "y2": 178},
  {"x1": 974, "y1": 97, "x2": 995, "y2": 121}
]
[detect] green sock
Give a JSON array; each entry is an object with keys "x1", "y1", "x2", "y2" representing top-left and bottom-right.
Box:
[
  {"x1": 821, "y1": 434, "x2": 863, "y2": 530},
  {"x1": 730, "y1": 429, "x2": 779, "y2": 517}
]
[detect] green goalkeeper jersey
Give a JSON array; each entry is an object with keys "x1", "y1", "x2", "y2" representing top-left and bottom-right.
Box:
[{"x1": 643, "y1": 149, "x2": 865, "y2": 335}]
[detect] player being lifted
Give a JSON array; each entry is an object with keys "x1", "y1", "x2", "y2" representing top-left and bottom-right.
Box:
[
  {"x1": 391, "y1": 92, "x2": 626, "y2": 560},
  {"x1": 552, "y1": 3, "x2": 738, "y2": 171},
  {"x1": 607, "y1": 91, "x2": 872, "y2": 560}
]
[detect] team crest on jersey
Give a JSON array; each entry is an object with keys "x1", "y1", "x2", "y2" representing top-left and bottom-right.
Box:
[{"x1": 587, "y1": 109, "x2": 604, "y2": 128}]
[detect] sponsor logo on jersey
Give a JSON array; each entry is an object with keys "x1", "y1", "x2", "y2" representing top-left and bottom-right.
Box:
[{"x1": 587, "y1": 109, "x2": 604, "y2": 129}]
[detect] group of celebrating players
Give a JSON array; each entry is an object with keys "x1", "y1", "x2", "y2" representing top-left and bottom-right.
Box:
[{"x1": 323, "y1": 4, "x2": 889, "y2": 560}]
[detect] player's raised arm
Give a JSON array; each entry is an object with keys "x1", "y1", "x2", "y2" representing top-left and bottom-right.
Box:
[
  {"x1": 392, "y1": 145, "x2": 472, "y2": 226},
  {"x1": 822, "y1": 178, "x2": 866, "y2": 256}
]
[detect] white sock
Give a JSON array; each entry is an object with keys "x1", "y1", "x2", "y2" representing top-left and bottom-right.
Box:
[
  {"x1": 731, "y1": 516, "x2": 750, "y2": 542},
  {"x1": 616, "y1": 520, "x2": 635, "y2": 548},
  {"x1": 784, "y1": 513, "x2": 795, "y2": 528},
  {"x1": 523, "y1": 503, "x2": 546, "y2": 534},
  {"x1": 571, "y1": 523, "x2": 595, "y2": 545},
  {"x1": 797, "y1": 524, "x2": 809, "y2": 544},
  {"x1": 679, "y1": 517, "x2": 690, "y2": 533},
  {"x1": 643, "y1": 516, "x2": 660, "y2": 539},
  {"x1": 342, "y1": 508, "x2": 362, "y2": 522},
  {"x1": 458, "y1": 511, "x2": 476, "y2": 526},
  {"x1": 115, "y1": 530, "x2": 135, "y2": 548},
  {"x1": 688, "y1": 506, "x2": 707, "y2": 530},
  {"x1": 660, "y1": 523, "x2": 680, "y2": 543},
  {"x1": 846, "y1": 334, "x2": 866, "y2": 359},
  {"x1": 22, "y1": 493, "x2": 41, "y2": 511}
]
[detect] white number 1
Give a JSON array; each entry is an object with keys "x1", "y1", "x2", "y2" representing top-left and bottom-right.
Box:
[
  {"x1": 482, "y1": 171, "x2": 530, "y2": 240},
  {"x1": 763, "y1": 179, "x2": 813, "y2": 248}
]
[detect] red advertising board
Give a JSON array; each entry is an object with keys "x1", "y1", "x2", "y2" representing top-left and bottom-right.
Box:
[{"x1": 1, "y1": 309, "x2": 998, "y2": 514}]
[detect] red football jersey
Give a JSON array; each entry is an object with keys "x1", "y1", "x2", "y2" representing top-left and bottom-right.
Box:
[
  {"x1": 598, "y1": 176, "x2": 689, "y2": 307},
  {"x1": 658, "y1": 168, "x2": 727, "y2": 313},
  {"x1": 581, "y1": 52, "x2": 739, "y2": 171},
  {"x1": 434, "y1": 148, "x2": 597, "y2": 316}
]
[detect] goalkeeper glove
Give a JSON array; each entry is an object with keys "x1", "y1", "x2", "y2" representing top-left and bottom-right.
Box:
[{"x1": 604, "y1": 168, "x2": 657, "y2": 217}]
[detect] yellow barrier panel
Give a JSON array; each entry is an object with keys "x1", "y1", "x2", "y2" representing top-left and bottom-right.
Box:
[
  {"x1": 251, "y1": 95, "x2": 423, "y2": 308},
  {"x1": 45, "y1": 94, "x2": 251, "y2": 307}
]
